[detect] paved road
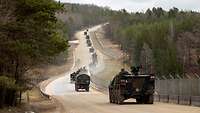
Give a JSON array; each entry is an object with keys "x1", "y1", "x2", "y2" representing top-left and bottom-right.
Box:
[{"x1": 45, "y1": 25, "x2": 200, "y2": 113}]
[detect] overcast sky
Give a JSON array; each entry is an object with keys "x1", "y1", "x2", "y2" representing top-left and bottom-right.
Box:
[{"x1": 57, "y1": 0, "x2": 200, "y2": 12}]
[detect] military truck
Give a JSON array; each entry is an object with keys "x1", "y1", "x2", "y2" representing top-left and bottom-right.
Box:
[
  {"x1": 91, "y1": 52, "x2": 98, "y2": 64},
  {"x1": 84, "y1": 31, "x2": 87, "y2": 35},
  {"x1": 70, "y1": 70, "x2": 81, "y2": 82},
  {"x1": 109, "y1": 68, "x2": 155, "y2": 104},
  {"x1": 75, "y1": 73, "x2": 90, "y2": 92},
  {"x1": 89, "y1": 47, "x2": 95, "y2": 53},
  {"x1": 86, "y1": 39, "x2": 92, "y2": 47},
  {"x1": 86, "y1": 35, "x2": 90, "y2": 39},
  {"x1": 70, "y1": 72, "x2": 76, "y2": 82}
]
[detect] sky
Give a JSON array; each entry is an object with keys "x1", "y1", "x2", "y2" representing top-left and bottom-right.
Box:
[{"x1": 56, "y1": 0, "x2": 200, "y2": 12}]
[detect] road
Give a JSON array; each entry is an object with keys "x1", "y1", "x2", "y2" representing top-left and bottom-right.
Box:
[{"x1": 45, "y1": 25, "x2": 200, "y2": 113}]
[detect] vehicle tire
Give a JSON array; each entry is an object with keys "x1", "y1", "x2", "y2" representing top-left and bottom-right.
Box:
[
  {"x1": 117, "y1": 91, "x2": 123, "y2": 105},
  {"x1": 75, "y1": 85, "x2": 78, "y2": 91},
  {"x1": 113, "y1": 90, "x2": 117, "y2": 104},
  {"x1": 136, "y1": 98, "x2": 142, "y2": 104},
  {"x1": 109, "y1": 90, "x2": 113, "y2": 103},
  {"x1": 146, "y1": 95, "x2": 154, "y2": 104},
  {"x1": 86, "y1": 87, "x2": 89, "y2": 92},
  {"x1": 109, "y1": 94, "x2": 113, "y2": 103}
]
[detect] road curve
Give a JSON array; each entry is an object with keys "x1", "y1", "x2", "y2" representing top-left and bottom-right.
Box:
[{"x1": 45, "y1": 25, "x2": 200, "y2": 113}]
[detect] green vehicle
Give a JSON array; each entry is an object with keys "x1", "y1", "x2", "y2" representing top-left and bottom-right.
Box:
[
  {"x1": 89, "y1": 47, "x2": 95, "y2": 53},
  {"x1": 109, "y1": 68, "x2": 155, "y2": 104},
  {"x1": 84, "y1": 31, "x2": 87, "y2": 35},
  {"x1": 86, "y1": 35, "x2": 90, "y2": 39},
  {"x1": 75, "y1": 73, "x2": 90, "y2": 92},
  {"x1": 70, "y1": 70, "x2": 80, "y2": 83},
  {"x1": 86, "y1": 39, "x2": 92, "y2": 47}
]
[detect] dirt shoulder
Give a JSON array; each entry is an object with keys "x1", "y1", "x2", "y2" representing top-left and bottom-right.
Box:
[
  {"x1": 29, "y1": 47, "x2": 74, "y2": 113},
  {"x1": 0, "y1": 46, "x2": 74, "y2": 113},
  {"x1": 90, "y1": 25, "x2": 128, "y2": 92}
]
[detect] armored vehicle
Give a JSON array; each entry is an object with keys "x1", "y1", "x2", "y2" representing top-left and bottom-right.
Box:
[
  {"x1": 75, "y1": 73, "x2": 90, "y2": 92},
  {"x1": 109, "y1": 68, "x2": 155, "y2": 104}
]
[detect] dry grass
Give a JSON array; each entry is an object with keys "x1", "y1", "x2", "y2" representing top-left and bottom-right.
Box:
[{"x1": 0, "y1": 47, "x2": 74, "y2": 113}]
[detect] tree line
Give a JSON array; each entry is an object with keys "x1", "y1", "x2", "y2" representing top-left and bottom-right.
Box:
[
  {"x1": 58, "y1": 4, "x2": 200, "y2": 78},
  {"x1": 57, "y1": 3, "x2": 112, "y2": 38},
  {"x1": 104, "y1": 7, "x2": 200, "y2": 79},
  {"x1": 0, "y1": 0, "x2": 68, "y2": 107}
]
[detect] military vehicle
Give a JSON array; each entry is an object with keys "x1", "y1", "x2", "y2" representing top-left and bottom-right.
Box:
[
  {"x1": 89, "y1": 47, "x2": 95, "y2": 53},
  {"x1": 109, "y1": 68, "x2": 155, "y2": 104},
  {"x1": 86, "y1": 35, "x2": 90, "y2": 39},
  {"x1": 84, "y1": 31, "x2": 87, "y2": 35},
  {"x1": 86, "y1": 39, "x2": 92, "y2": 47},
  {"x1": 70, "y1": 70, "x2": 81, "y2": 82},
  {"x1": 70, "y1": 72, "x2": 76, "y2": 82},
  {"x1": 75, "y1": 72, "x2": 90, "y2": 92},
  {"x1": 91, "y1": 52, "x2": 98, "y2": 64}
]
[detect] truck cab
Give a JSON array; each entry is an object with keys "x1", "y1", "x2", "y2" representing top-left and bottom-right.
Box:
[{"x1": 75, "y1": 73, "x2": 90, "y2": 92}]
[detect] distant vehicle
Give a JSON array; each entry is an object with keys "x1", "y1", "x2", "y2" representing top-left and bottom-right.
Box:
[
  {"x1": 91, "y1": 52, "x2": 98, "y2": 64},
  {"x1": 84, "y1": 31, "x2": 87, "y2": 35},
  {"x1": 86, "y1": 35, "x2": 90, "y2": 39},
  {"x1": 70, "y1": 70, "x2": 80, "y2": 82},
  {"x1": 86, "y1": 39, "x2": 92, "y2": 47},
  {"x1": 89, "y1": 47, "x2": 95, "y2": 53},
  {"x1": 109, "y1": 68, "x2": 155, "y2": 104},
  {"x1": 70, "y1": 72, "x2": 76, "y2": 82},
  {"x1": 75, "y1": 72, "x2": 90, "y2": 92}
]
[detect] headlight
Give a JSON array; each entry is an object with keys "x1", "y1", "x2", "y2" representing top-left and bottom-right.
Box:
[{"x1": 150, "y1": 76, "x2": 155, "y2": 79}]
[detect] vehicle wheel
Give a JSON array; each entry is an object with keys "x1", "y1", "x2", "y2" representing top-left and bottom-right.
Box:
[
  {"x1": 75, "y1": 85, "x2": 78, "y2": 91},
  {"x1": 109, "y1": 94, "x2": 113, "y2": 103},
  {"x1": 117, "y1": 96, "x2": 123, "y2": 105},
  {"x1": 117, "y1": 90, "x2": 123, "y2": 105},
  {"x1": 111, "y1": 95, "x2": 114, "y2": 103},
  {"x1": 136, "y1": 98, "x2": 142, "y2": 104},
  {"x1": 146, "y1": 95, "x2": 154, "y2": 104},
  {"x1": 109, "y1": 90, "x2": 113, "y2": 103},
  {"x1": 113, "y1": 90, "x2": 117, "y2": 104},
  {"x1": 86, "y1": 87, "x2": 89, "y2": 92}
]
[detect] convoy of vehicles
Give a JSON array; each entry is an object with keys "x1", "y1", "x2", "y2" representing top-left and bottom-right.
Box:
[{"x1": 70, "y1": 29, "x2": 155, "y2": 104}]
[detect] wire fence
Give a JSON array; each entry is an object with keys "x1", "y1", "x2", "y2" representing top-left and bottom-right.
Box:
[{"x1": 155, "y1": 79, "x2": 200, "y2": 107}]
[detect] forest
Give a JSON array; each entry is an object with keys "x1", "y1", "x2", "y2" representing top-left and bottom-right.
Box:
[
  {"x1": 57, "y1": 3, "x2": 112, "y2": 38},
  {"x1": 0, "y1": 0, "x2": 68, "y2": 107},
  {"x1": 104, "y1": 8, "x2": 200, "y2": 79}
]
